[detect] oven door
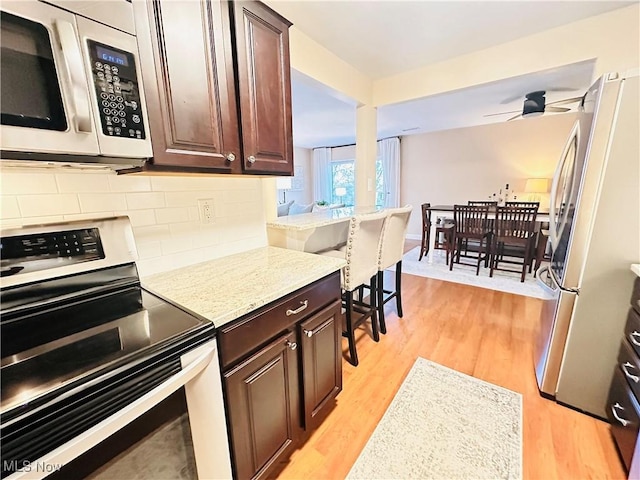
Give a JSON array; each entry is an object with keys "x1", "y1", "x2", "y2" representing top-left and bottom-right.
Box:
[{"x1": 0, "y1": 1, "x2": 100, "y2": 155}]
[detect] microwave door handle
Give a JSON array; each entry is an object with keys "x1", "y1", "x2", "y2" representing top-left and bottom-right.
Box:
[{"x1": 54, "y1": 20, "x2": 93, "y2": 133}]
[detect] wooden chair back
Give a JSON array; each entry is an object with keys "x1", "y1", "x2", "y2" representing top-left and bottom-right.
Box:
[
  {"x1": 453, "y1": 205, "x2": 490, "y2": 236},
  {"x1": 421, "y1": 203, "x2": 432, "y2": 229},
  {"x1": 506, "y1": 201, "x2": 540, "y2": 209},
  {"x1": 494, "y1": 206, "x2": 538, "y2": 241}
]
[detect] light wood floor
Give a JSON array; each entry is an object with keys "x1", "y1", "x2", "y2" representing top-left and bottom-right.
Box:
[{"x1": 277, "y1": 241, "x2": 625, "y2": 480}]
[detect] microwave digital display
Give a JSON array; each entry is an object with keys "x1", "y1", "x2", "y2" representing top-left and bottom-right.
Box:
[{"x1": 95, "y1": 45, "x2": 129, "y2": 67}]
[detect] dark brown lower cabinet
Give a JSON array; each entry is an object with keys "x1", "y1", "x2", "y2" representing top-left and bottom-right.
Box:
[
  {"x1": 223, "y1": 331, "x2": 301, "y2": 480},
  {"x1": 219, "y1": 272, "x2": 342, "y2": 480},
  {"x1": 300, "y1": 301, "x2": 342, "y2": 430}
]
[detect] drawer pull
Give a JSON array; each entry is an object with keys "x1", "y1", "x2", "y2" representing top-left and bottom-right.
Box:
[
  {"x1": 622, "y1": 362, "x2": 640, "y2": 382},
  {"x1": 630, "y1": 331, "x2": 640, "y2": 346},
  {"x1": 286, "y1": 340, "x2": 297, "y2": 351},
  {"x1": 303, "y1": 329, "x2": 313, "y2": 338},
  {"x1": 286, "y1": 300, "x2": 309, "y2": 316},
  {"x1": 612, "y1": 403, "x2": 631, "y2": 427}
]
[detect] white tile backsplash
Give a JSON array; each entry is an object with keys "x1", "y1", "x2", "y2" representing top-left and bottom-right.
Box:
[
  {"x1": 18, "y1": 194, "x2": 80, "y2": 217},
  {"x1": 0, "y1": 168, "x2": 268, "y2": 276},
  {"x1": 78, "y1": 193, "x2": 127, "y2": 213}
]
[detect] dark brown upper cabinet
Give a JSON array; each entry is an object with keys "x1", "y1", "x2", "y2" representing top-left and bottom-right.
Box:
[
  {"x1": 133, "y1": 0, "x2": 293, "y2": 175},
  {"x1": 233, "y1": 1, "x2": 293, "y2": 175}
]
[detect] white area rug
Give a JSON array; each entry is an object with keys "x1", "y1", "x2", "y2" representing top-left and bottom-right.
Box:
[
  {"x1": 396, "y1": 246, "x2": 552, "y2": 299},
  {"x1": 346, "y1": 358, "x2": 523, "y2": 480}
]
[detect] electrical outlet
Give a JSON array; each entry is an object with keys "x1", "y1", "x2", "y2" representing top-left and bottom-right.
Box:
[{"x1": 198, "y1": 199, "x2": 214, "y2": 224}]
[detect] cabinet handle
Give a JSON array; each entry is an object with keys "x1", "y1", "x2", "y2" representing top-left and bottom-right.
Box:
[
  {"x1": 247, "y1": 155, "x2": 256, "y2": 164},
  {"x1": 622, "y1": 362, "x2": 639, "y2": 382},
  {"x1": 286, "y1": 300, "x2": 308, "y2": 316},
  {"x1": 226, "y1": 153, "x2": 236, "y2": 162},
  {"x1": 611, "y1": 403, "x2": 631, "y2": 427},
  {"x1": 630, "y1": 331, "x2": 640, "y2": 347},
  {"x1": 285, "y1": 340, "x2": 297, "y2": 351},
  {"x1": 303, "y1": 329, "x2": 313, "y2": 338}
]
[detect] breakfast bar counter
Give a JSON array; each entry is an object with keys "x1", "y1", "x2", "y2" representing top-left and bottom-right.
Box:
[
  {"x1": 267, "y1": 206, "x2": 381, "y2": 252},
  {"x1": 142, "y1": 246, "x2": 345, "y2": 328}
]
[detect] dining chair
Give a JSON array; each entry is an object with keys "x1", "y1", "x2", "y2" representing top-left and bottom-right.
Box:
[
  {"x1": 419, "y1": 203, "x2": 453, "y2": 262},
  {"x1": 376, "y1": 205, "x2": 412, "y2": 335},
  {"x1": 506, "y1": 201, "x2": 541, "y2": 208},
  {"x1": 490, "y1": 206, "x2": 538, "y2": 282},
  {"x1": 318, "y1": 211, "x2": 387, "y2": 366},
  {"x1": 450, "y1": 205, "x2": 492, "y2": 275}
]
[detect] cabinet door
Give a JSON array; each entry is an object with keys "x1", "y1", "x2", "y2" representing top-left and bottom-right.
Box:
[
  {"x1": 224, "y1": 331, "x2": 301, "y2": 479},
  {"x1": 134, "y1": 0, "x2": 241, "y2": 171},
  {"x1": 233, "y1": 1, "x2": 293, "y2": 175},
  {"x1": 299, "y1": 300, "x2": 343, "y2": 429}
]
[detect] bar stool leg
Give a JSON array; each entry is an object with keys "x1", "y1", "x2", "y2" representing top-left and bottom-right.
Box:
[
  {"x1": 395, "y1": 260, "x2": 403, "y2": 318},
  {"x1": 377, "y1": 270, "x2": 386, "y2": 334},
  {"x1": 344, "y1": 291, "x2": 358, "y2": 366},
  {"x1": 370, "y1": 275, "x2": 380, "y2": 342}
]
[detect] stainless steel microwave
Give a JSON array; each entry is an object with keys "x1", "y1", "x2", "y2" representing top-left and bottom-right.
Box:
[{"x1": 0, "y1": 0, "x2": 152, "y2": 163}]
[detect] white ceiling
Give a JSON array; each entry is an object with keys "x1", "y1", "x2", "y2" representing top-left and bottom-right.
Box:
[
  {"x1": 267, "y1": 0, "x2": 634, "y2": 79},
  {"x1": 292, "y1": 60, "x2": 595, "y2": 148},
  {"x1": 284, "y1": 0, "x2": 634, "y2": 148}
]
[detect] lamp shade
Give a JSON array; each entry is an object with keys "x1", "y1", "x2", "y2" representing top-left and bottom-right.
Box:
[
  {"x1": 335, "y1": 187, "x2": 347, "y2": 197},
  {"x1": 276, "y1": 177, "x2": 292, "y2": 190},
  {"x1": 524, "y1": 178, "x2": 549, "y2": 193}
]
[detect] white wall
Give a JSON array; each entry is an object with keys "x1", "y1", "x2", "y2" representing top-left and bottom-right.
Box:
[
  {"x1": 401, "y1": 113, "x2": 578, "y2": 237},
  {"x1": 0, "y1": 168, "x2": 267, "y2": 277},
  {"x1": 277, "y1": 147, "x2": 313, "y2": 205}
]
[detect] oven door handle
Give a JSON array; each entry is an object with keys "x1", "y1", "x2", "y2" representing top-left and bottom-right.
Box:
[{"x1": 9, "y1": 341, "x2": 216, "y2": 480}]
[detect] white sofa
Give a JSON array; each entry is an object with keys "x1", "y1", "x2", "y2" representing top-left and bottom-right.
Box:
[{"x1": 277, "y1": 201, "x2": 344, "y2": 217}]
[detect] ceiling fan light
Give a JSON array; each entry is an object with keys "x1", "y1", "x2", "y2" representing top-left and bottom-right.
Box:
[{"x1": 523, "y1": 97, "x2": 545, "y2": 116}]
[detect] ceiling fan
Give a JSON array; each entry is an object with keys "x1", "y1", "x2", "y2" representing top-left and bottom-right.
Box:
[{"x1": 484, "y1": 90, "x2": 584, "y2": 121}]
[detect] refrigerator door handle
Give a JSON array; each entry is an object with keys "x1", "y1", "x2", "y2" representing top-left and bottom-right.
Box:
[
  {"x1": 539, "y1": 265, "x2": 580, "y2": 294},
  {"x1": 549, "y1": 120, "x2": 580, "y2": 250}
]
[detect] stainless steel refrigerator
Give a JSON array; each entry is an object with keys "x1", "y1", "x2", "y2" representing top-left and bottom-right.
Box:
[{"x1": 534, "y1": 70, "x2": 640, "y2": 418}]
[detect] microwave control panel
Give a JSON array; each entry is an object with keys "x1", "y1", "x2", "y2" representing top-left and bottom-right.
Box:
[{"x1": 87, "y1": 40, "x2": 146, "y2": 140}]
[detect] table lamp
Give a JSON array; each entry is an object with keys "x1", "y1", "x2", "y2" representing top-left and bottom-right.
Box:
[
  {"x1": 335, "y1": 187, "x2": 346, "y2": 205},
  {"x1": 276, "y1": 177, "x2": 292, "y2": 203},
  {"x1": 525, "y1": 178, "x2": 549, "y2": 202}
]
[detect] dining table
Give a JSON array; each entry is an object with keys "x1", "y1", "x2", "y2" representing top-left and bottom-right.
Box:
[
  {"x1": 266, "y1": 206, "x2": 383, "y2": 253},
  {"x1": 424, "y1": 204, "x2": 551, "y2": 273}
]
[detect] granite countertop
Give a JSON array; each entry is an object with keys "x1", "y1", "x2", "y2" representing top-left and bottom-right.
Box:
[
  {"x1": 266, "y1": 206, "x2": 382, "y2": 231},
  {"x1": 632, "y1": 264, "x2": 640, "y2": 277},
  {"x1": 142, "y1": 246, "x2": 346, "y2": 328}
]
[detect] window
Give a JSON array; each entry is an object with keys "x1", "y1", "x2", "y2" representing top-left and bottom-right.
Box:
[{"x1": 329, "y1": 159, "x2": 385, "y2": 207}]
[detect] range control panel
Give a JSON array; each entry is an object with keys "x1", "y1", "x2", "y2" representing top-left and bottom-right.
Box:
[
  {"x1": 1, "y1": 228, "x2": 105, "y2": 276},
  {"x1": 87, "y1": 40, "x2": 146, "y2": 140}
]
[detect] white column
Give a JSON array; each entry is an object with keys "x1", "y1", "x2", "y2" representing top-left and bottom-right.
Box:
[{"x1": 355, "y1": 104, "x2": 377, "y2": 207}]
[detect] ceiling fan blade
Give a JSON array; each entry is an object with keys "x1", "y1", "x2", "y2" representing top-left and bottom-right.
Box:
[
  {"x1": 500, "y1": 94, "x2": 525, "y2": 105},
  {"x1": 483, "y1": 109, "x2": 522, "y2": 118},
  {"x1": 507, "y1": 113, "x2": 522, "y2": 121},
  {"x1": 547, "y1": 96, "x2": 583, "y2": 106},
  {"x1": 546, "y1": 106, "x2": 572, "y2": 113}
]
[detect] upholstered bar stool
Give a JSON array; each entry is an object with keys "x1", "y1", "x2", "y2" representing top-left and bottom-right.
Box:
[
  {"x1": 376, "y1": 205, "x2": 412, "y2": 334},
  {"x1": 318, "y1": 211, "x2": 388, "y2": 366}
]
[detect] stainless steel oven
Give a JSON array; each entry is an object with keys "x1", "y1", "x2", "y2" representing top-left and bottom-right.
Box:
[
  {"x1": 0, "y1": 217, "x2": 232, "y2": 480},
  {"x1": 0, "y1": 1, "x2": 151, "y2": 163}
]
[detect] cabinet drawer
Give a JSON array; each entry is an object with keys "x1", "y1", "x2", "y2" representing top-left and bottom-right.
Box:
[
  {"x1": 618, "y1": 339, "x2": 640, "y2": 400},
  {"x1": 624, "y1": 308, "x2": 640, "y2": 357},
  {"x1": 608, "y1": 368, "x2": 640, "y2": 471},
  {"x1": 632, "y1": 277, "x2": 640, "y2": 315},
  {"x1": 218, "y1": 272, "x2": 340, "y2": 370}
]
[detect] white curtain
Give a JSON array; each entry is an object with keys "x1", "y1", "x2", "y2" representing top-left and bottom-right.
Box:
[
  {"x1": 312, "y1": 147, "x2": 332, "y2": 203},
  {"x1": 379, "y1": 137, "x2": 400, "y2": 207}
]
